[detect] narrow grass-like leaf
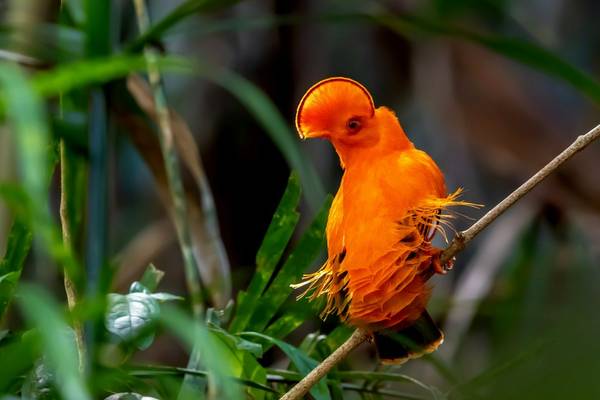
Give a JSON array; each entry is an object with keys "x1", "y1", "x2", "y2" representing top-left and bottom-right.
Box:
[
  {"x1": 230, "y1": 173, "x2": 301, "y2": 333},
  {"x1": 373, "y1": 13, "x2": 600, "y2": 104},
  {"x1": 0, "y1": 63, "x2": 81, "y2": 285},
  {"x1": 126, "y1": 365, "x2": 277, "y2": 394},
  {"x1": 31, "y1": 55, "x2": 193, "y2": 98},
  {"x1": 0, "y1": 218, "x2": 32, "y2": 320},
  {"x1": 18, "y1": 285, "x2": 91, "y2": 400},
  {"x1": 242, "y1": 332, "x2": 330, "y2": 400},
  {"x1": 126, "y1": 74, "x2": 231, "y2": 307},
  {"x1": 126, "y1": 0, "x2": 242, "y2": 52},
  {"x1": 178, "y1": 12, "x2": 600, "y2": 106},
  {"x1": 263, "y1": 298, "x2": 319, "y2": 342},
  {"x1": 104, "y1": 394, "x2": 159, "y2": 400},
  {"x1": 0, "y1": 331, "x2": 39, "y2": 391},
  {"x1": 209, "y1": 327, "x2": 267, "y2": 400},
  {"x1": 0, "y1": 23, "x2": 83, "y2": 63},
  {"x1": 199, "y1": 68, "x2": 325, "y2": 208},
  {"x1": 0, "y1": 64, "x2": 48, "y2": 214},
  {"x1": 84, "y1": 0, "x2": 111, "y2": 58},
  {"x1": 160, "y1": 306, "x2": 243, "y2": 400},
  {"x1": 246, "y1": 196, "x2": 331, "y2": 333}
]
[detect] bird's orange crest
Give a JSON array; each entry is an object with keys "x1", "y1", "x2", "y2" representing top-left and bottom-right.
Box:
[{"x1": 296, "y1": 77, "x2": 375, "y2": 139}]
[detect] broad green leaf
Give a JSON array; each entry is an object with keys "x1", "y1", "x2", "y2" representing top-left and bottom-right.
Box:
[
  {"x1": 160, "y1": 306, "x2": 243, "y2": 400},
  {"x1": 18, "y1": 285, "x2": 91, "y2": 400},
  {"x1": 230, "y1": 173, "x2": 301, "y2": 333},
  {"x1": 105, "y1": 292, "x2": 159, "y2": 350},
  {"x1": 105, "y1": 284, "x2": 181, "y2": 350},
  {"x1": 247, "y1": 196, "x2": 331, "y2": 333},
  {"x1": 242, "y1": 332, "x2": 330, "y2": 400}
]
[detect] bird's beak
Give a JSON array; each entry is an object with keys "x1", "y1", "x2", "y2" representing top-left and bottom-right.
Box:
[{"x1": 299, "y1": 130, "x2": 329, "y2": 140}]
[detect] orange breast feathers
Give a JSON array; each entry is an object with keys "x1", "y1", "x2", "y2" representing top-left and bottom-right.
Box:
[{"x1": 292, "y1": 77, "x2": 473, "y2": 331}]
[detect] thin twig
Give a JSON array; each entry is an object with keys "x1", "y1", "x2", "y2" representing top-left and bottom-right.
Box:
[
  {"x1": 279, "y1": 329, "x2": 369, "y2": 400},
  {"x1": 280, "y1": 123, "x2": 600, "y2": 400},
  {"x1": 440, "y1": 124, "x2": 600, "y2": 264}
]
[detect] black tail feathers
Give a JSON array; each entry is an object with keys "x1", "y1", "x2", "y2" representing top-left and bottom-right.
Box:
[{"x1": 374, "y1": 310, "x2": 444, "y2": 365}]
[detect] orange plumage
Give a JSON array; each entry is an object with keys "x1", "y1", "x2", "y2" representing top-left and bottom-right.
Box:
[{"x1": 293, "y1": 77, "x2": 474, "y2": 363}]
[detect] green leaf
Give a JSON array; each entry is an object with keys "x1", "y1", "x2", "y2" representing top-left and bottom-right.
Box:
[
  {"x1": 230, "y1": 173, "x2": 301, "y2": 333},
  {"x1": 31, "y1": 55, "x2": 194, "y2": 98},
  {"x1": 150, "y1": 293, "x2": 185, "y2": 302},
  {"x1": 84, "y1": 0, "x2": 111, "y2": 58},
  {"x1": 105, "y1": 283, "x2": 181, "y2": 351},
  {"x1": 374, "y1": 13, "x2": 600, "y2": 105},
  {"x1": 209, "y1": 327, "x2": 267, "y2": 400},
  {"x1": 0, "y1": 218, "x2": 32, "y2": 320},
  {"x1": 140, "y1": 264, "x2": 165, "y2": 292},
  {"x1": 0, "y1": 63, "x2": 49, "y2": 217},
  {"x1": 199, "y1": 69, "x2": 325, "y2": 208},
  {"x1": 242, "y1": 332, "x2": 330, "y2": 400},
  {"x1": 104, "y1": 394, "x2": 159, "y2": 400},
  {"x1": 0, "y1": 330, "x2": 39, "y2": 391},
  {"x1": 160, "y1": 306, "x2": 244, "y2": 400},
  {"x1": 126, "y1": 0, "x2": 243, "y2": 52},
  {"x1": 247, "y1": 196, "x2": 332, "y2": 333},
  {"x1": 125, "y1": 365, "x2": 277, "y2": 394},
  {"x1": 105, "y1": 292, "x2": 159, "y2": 350},
  {"x1": 17, "y1": 285, "x2": 91, "y2": 400},
  {"x1": 62, "y1": 0, "x2": 85, "y2": 27},
  {"x1": 208, "y1": 326, "x2": 263, "y2": 358},
  {"x1": 0, "y1": 63, "x2": 81, "y2": 285},
  {"x1": 263, "y1": 298, "x2": 320, "y2": 343}
]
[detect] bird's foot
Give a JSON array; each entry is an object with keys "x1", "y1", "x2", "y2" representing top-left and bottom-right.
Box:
[{"x1": 431, "y1": 250, "x2": 455, "y2": 275}]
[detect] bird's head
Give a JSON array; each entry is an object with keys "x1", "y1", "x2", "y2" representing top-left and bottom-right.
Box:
[{"x1": 296, "y1": 77, "x2": 410, "y2": 164}]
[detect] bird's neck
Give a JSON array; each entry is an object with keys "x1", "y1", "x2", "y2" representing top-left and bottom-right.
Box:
[{"x1": 335, "y1": 108, "x2": 413, "y2": 168}]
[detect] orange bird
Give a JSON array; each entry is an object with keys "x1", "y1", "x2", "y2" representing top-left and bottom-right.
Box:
[{"x1": 293, "y1": 77, "x2": 474, "y2": 364}]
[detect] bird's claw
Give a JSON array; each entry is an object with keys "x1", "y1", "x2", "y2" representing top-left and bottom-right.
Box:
[{"x1": 431, "y1": 252, "x2": 455, "y2": 275}]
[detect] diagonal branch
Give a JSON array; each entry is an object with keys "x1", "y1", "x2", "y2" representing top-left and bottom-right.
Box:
[{"x1": 280, "y1": 123, "x2": 600, "y2": 400}]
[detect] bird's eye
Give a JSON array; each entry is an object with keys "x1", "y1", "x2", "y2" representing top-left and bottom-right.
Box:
[{"x1": 346, "y1": 118, "x2": 362, "y2": 134}]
